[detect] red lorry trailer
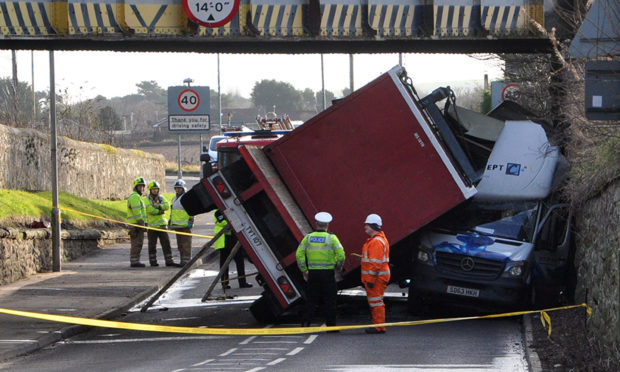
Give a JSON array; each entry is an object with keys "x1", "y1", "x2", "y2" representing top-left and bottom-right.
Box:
[{"x1": 186, "y1": 66, "x2": 477, "y2": 321}]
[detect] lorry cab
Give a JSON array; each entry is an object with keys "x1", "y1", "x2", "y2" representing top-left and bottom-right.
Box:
[{"x1": 409, "y1": 121, "x2": 574, "y2": 313}]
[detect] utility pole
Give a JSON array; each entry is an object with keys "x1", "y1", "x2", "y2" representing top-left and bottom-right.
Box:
[
  {"x1": 11, "y1": 50, "x2": 19, "y2": 125},
  {"x1": 49, "y1": 51, "x2": 61, "y2": 272},
  {"x1": 349, "y1": 54, "x2": 354, "y2": 93},
  {"x1": 321, "y1": 54, "x2": 326, "y2": 110}
]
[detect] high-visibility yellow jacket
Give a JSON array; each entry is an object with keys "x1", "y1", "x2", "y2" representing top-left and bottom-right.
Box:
[
  {"x1": 126, "y1": 191, "x2": 146, "y2": 224},
  {"x1": 146, "y1": 194, "x2": 169, "y2": 228},
  {"x1": 170, "y1": 194, "x2": 193, "y2": 229},
  {"x1": 361, "y1": 231, "x2": 390, "y2": 284},
  {"x1": 296, "y1": 231, "x2": 345, "y2": 272},
  {"x1": 213, "y1": 210, "x2": 232, "y2": 250}
]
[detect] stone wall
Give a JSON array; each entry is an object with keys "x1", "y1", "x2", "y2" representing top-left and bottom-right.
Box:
[
  {"x1": 0, "y1": 227, "x2": 126, "y2": 286},
  {"x1": 573, "y1": 179, "x2": 620, "y2": 360},
  {"x1": 0, "y1": 123, "x2": 166, "y2": 199}
]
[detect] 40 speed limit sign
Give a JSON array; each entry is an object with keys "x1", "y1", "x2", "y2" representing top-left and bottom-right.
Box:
[
  {"x1": 178, "y1": 89, "x2": 200, "y2": 112},
  {"x1": 183, "y1": 0, "x2": 240, "y2": 28}
]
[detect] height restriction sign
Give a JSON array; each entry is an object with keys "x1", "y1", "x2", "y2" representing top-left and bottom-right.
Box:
[{"x1": 182, "y1": 0, "x2": 240, "y2": 28}]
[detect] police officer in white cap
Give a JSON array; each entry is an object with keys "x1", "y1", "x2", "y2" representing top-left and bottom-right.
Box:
[{"x1": 296, "y1": 211, "x2": 345, "y2": 328}]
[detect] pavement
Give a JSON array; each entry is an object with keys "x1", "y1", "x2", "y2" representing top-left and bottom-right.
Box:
[{"x1": 0, "y1": 212, "x2": 220, "y2": 363}]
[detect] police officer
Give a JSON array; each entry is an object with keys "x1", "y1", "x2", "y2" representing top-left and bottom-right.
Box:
[
  {"x1": 214, "y1": 209, "x2": 253, "y2": 289},
  {"x1": 127, "y1": 177, "x2": 147, "y2": 268},
  {"x1": 146, "y1": 180, "x2": 181, "y2": 267},
  {"x1": 296, "y1": 212, "x2": 345, "y2": 328},
  {"x1": 361, "y1": 213, "x2": 390, "y2": 334},
  {"x1": 169, "y1": 179, "x2": 193, "y2": 266}
]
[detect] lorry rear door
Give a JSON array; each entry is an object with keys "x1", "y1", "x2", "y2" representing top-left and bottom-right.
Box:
[{"x1": 203, "y1": 145, "x2": 312, "y2": 311}]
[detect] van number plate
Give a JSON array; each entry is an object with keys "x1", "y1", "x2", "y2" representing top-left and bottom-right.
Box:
[{"x1": 447, "y1": 285, "x2": 479, "y2": 297}]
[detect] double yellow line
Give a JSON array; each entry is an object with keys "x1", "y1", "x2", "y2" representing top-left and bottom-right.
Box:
[{"x1": 0, "y1": 303, "x2": 591, "y2": 336}]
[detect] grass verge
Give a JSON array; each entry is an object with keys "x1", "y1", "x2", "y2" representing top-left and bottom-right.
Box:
[{"x1": 0, "y1": 189, "x2": 174, "y2": 228}]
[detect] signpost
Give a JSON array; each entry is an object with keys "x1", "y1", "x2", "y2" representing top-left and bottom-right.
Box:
[{"x1": 168, "y1": 84, "x2": 210, "y2": 179}]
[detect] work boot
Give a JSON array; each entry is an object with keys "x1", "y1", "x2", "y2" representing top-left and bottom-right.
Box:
[
  {"x1": 166, "y1": 261, "x2": 182, "y2": 267},
  {"x1": 150, "y1": 261, "x2": 159, "y2": 267},
  {"x1": 239, "y1": 282, "x2": 253, "y2": 288},
  {"x1": 364, "y1": 328, "x2": 385, "y2": 334},
  {"x1": 222, "y1": 283, "x2": 231, "y2": 289},
  {"x1": 130, "y1": 262, "x2": 146, "y2": 268}
]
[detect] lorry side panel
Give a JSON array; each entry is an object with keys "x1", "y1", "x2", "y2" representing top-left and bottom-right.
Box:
[{"x1": 265, "y1": 66, "x2": 476, "y2": 272}]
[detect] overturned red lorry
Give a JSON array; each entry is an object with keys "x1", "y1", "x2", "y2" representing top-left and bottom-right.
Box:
[{"x1": 182, "y1": 66, "x2": 478, "y2": 321}]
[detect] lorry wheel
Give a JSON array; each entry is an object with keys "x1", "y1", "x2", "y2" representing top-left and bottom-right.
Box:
[
  {"x1": 407, "y1": 286, "x2": 425, "y2": 315},
  {"x1": 250, "y1": 295, "x2": 279, "y2": 323}
]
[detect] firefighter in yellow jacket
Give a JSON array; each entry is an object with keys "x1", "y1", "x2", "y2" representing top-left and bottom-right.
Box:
[
  {"x1": 146, "y1": 181, "x2": 181, "y2": 267},
  {"x1": 214, "y1": 209, "x2": 253, "y2": 289},
  {"x1": 296, "y1": 212, "x2": 345, "y2": 328},
  {"x1": 126, "y1": 177, "x2": 147, "y2": 268},
  {"x1": 169, "y1": 179, "x2": 193, "y2": 265}
]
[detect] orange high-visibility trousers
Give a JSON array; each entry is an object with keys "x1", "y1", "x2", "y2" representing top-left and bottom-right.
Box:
[{"x1": 365, "y1": 279, "x2": 388, "y2": 331}]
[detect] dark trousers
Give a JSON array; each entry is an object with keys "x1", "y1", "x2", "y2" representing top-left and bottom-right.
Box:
[
  {"x1": 304, "y1": 269, "x2": 337, "y2": 326},
  {"x1": 128, "y1": 226, "x2": 144, "y2": 264},
  {"x1": 219, "y1": 236, "x2": 248, "y2": 286},
  {"x1": 147, "y1": 229, "x2": 173, "y2": 263}
]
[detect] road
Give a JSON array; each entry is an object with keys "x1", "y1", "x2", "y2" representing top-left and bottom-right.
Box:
[{"x1": 1, "y1": 256, "x2": 529, "y2": 371}]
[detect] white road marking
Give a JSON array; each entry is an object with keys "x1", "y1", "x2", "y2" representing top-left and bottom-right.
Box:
[
  {"x1": 239, "y1": 336, "x2": 257, "y2": 345},
  {"x1": 0, "y1": 340, "x2": 37, "y2": 344},
  {"x1": 60, "y1": 336, "x2": 224, "y2": 344},
  {"x1": 251, "y1": 340, "x2": 299, "y2": 344},
  {"x1": 286, "y1": 347, "x2": 304, "y2": 356},
  {"x1": 304, "y1": 334, "x2": 318, "y2": 344},
  {"x1": 191, "y1": 359, "x2": 214, "y2": 366},
  {"x1": 266, "y1": 358, "x2": 286, "y2": 366},
  {"x1": 219, "y1": 348, "x2": 238, "y2": 356},
  {"x1": 244, "y1": 368, "x2": 265, "y2": 372}
]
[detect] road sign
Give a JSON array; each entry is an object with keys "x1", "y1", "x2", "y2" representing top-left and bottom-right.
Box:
[
  {"x1": 178, "y1": 89, "x2": 201, "y2": 112},
  {"x1": 169, "y1": 115, "x2": 210, "y2": 131},
  {"x1": 182, "y1": 0, "x2": 240, "y2": 28},
  {"x1": 167, "y1": 85, "x2": 210, "y2": 132}
]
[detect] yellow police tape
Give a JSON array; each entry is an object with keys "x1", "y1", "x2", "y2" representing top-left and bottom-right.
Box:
[
  {"x1": 59, "y1": 207, "x2": 213, "y2": 239},
  {"x1": 0, "y1": 303, "x2": 591, "y2": 336}
]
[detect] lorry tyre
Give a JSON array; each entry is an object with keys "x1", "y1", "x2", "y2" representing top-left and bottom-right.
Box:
[
  {"x1": 250, "y1": 294, "x2": 279, "y2": 323},
  {"x1": 407, "y1": 286, "x2": 425, "y2": 315}
]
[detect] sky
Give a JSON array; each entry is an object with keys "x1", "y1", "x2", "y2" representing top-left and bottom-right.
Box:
[{"x1": 0, "y1": 51, "x2": 503, "y2": 103}]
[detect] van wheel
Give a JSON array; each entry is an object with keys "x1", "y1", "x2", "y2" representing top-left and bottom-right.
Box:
[
  {"x1": 407, "y1": 286, "x2": 425, "y2": 315},
  {"x1": 250, "y1": 294, "x2": 279, "y2": 323}
]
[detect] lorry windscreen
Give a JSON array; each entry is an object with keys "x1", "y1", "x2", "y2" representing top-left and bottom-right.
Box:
[
  {"x1": 218, "y1": 148, "x2": 242, "y2": 169},
  {"x1": 431, "y1": 201, "x2": 537, "y2": 242}
]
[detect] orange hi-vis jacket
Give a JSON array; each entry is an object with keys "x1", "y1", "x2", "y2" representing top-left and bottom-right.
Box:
[{"x1": 361, "y1": 230, "x2": 390, "y2": 284}]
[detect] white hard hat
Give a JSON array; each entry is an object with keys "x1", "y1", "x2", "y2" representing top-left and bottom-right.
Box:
[
  {"x1": 365, "y1": 214, "x2": 382, "y2": 227},
  {"x1": 315, "y1": 212, "x2": 333, "y2": 224}
]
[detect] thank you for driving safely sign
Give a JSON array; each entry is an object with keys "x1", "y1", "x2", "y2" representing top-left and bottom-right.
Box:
[
  {"x1": 182, "y1": 0, "x2": 240, "y2": 28},
  {"x1": 167, "y1": 86, "x2": 210, "y2": 132}
]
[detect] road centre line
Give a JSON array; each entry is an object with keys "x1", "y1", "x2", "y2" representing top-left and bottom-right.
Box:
[
  {"x1": 240, "y1": 335, "x2": 257, "y2": 344},
  {"x1": 251, "y1": 340, "x2": 298, "y2": 343},
  {"x1": 286, "y1": 347, "x2": 304, "y2": 356},
  {"x1": 0, "y1": 340, "x2": 37, "y2": 344},
  {"x1": 230, "y1": 352, "x2": 279, "y2": 356},
  {"x1": 219, "y1": 347, "x2": 238, "y2": 356},
  {"x1": 61, "y1": 336, "x2": 224, "y2": 344},
  {"x1": 267, "y1": 358, "x2": 286, "y2": 365},
  {"x1": 304, "y1": 334, "x2": 318, "y2": 344},
  {"x1": 244, "y1": 368, "x2": 265, "y2": 372},
  {"x1": 191, "y1": 359, "x2": 214, "y2": 367}
]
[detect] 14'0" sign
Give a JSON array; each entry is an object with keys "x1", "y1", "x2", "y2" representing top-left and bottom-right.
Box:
[{"x1": 182, "y1": 0, "x2": 240, "y2": 28}]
